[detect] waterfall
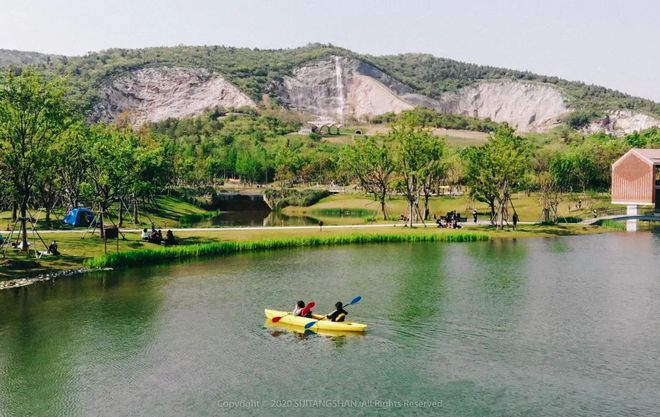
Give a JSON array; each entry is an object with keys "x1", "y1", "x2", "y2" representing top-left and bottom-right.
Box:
[{"x1": 334, "y1": 56, "x2": 345, "y2": 124}]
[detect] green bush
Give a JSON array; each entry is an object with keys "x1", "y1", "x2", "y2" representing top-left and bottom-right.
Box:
[{"x1": 596, "y1": 219, "x2": 626, "y2": 231}]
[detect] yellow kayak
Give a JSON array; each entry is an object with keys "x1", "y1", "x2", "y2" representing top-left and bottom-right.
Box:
[
  {"x1": 264, "y1": 309, "x2": 367, "y2": 332},
  {"x1": 264, "y1": 320, "x2": 363, "y2": 338}
]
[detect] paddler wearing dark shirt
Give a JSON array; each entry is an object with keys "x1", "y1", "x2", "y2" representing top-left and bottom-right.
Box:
[{"x1": 326, "y1": 301, "x2": 348, "y2": 322}]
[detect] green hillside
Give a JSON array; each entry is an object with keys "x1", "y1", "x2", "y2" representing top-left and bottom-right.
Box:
[{"x1": 1, "y1": 43, "x2": 659, "y2": 119}]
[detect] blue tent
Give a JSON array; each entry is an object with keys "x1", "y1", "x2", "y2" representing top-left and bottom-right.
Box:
[{"x1": 63, "y1": 208, "x2": 95, "y2": 227}]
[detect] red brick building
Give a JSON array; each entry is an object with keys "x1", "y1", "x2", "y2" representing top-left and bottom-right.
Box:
[{"x1": 611, "y1": 149, "x2": 660, "y2": 213}]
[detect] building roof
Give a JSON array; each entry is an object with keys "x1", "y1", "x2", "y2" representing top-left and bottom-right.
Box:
[{"x1": 632, "y1": 149, "x2": 660, "y2": 165}]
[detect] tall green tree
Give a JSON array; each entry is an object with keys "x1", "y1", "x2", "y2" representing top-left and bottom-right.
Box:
[
  {"x1": 339, "y1": 136, "x2": 395, "y2": 220},
  {"x1": 464, "y1": 126, "x2": 529, "y2": 228},
  {"x1": 52, "y1": 122, "x2": 88, "y2": 210},
  {"x1": 83, "y1": 124, "x2": 138, "y2": 237},
  {"x1": 390, "y1": 123, "x2": 443, "y2": 227},
  {"x1": 462, "y1": 146, "x2": 498, "y2": 224},
  {"x1": 419, "y1": 138, "x2": 447, "y2": 220},
  {"x1": 0, "y1": 69, "x2": 71, "y2": 249},
  {"x1": 486, "y1": 127, "x2": 529, "y2": 229}
]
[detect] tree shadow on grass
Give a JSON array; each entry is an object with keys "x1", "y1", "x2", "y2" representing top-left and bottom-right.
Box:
[{"x1": 177, "y1": 236, "x2": 214, "y2": 246}]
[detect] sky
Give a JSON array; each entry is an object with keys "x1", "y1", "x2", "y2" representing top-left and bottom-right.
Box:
[{"x1": 1, "y1": 0, "x2": 659, "y2": 101}]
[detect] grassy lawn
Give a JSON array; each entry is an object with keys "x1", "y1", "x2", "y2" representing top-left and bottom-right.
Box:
[
  {"x1": 0, "y1": 196, "x2": 211, "y2": 231},
  {"x1": 283, "y1": 192, "x2": 617, "y2": 223},
  {"x1": 320, "y1": 125, "x2": 491, "y2": 148},
  {"x1": 0, "y1": 189, "x2": 625, "y2": 281}
]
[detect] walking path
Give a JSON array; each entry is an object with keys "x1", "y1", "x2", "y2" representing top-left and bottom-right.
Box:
[
  {"x1": 1, "y1": 220, "x2": 534, "y2": 234},
  {"x1": 581, "y1": 214, "x2": 660, "y2": 225}
]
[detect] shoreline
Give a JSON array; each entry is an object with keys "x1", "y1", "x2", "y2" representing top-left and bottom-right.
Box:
[{"x1": 0, "y1": 222, "x2": 622, "y2": 290}]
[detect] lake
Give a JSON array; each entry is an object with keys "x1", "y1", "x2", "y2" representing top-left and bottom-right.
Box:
[{"x1": 1, "y1": 231, "x2": 659, "y2": 416}]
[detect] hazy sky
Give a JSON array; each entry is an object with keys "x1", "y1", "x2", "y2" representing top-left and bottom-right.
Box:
[{"x1": 2, "y1": 0, "x2": 658, "y2": 100}]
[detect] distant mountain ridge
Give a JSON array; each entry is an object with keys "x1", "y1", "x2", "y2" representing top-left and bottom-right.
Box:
[
  {"x1": 0, "y1": 49, "x2": 61, "y2": 67},
  {"x1": 1, "y1": 44, "x2": 659, "y2": 134}
]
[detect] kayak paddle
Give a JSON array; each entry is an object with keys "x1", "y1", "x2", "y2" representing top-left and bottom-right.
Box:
[
  {"x1": 272, "y1": 301, "x2": 315, "y2": 323},
  {"x1": 304, "y1": 296, "x2": 362, "y2": 329}
]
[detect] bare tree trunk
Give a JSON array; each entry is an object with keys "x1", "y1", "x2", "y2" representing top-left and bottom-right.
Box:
[
  {"x1": 423, "y1": 192, "x2": 431, "y2": 220},
  {"x1": 379, "y1": 196, "x2": 387, "y2": 220},
  {"x1": 498, "y1": 200, "x2": 507, "y2": 230},
  {"x1": 118, "y1": 201, "x2": 124, "y2": 227},
  {"x1": 408, "y1": 200, "x2": 414, "y2": 228},
  {"x1": 99, "y1": 210, "x2": 105, "y2": 239},
  {"x1": 133, "y1": 199, "x2": 140, "y2": 224},
  {"x1": 11, "y1": 202, "x2": 17, "y2": 222},
  {"x1": 20, "y1": 205, "x2": 28, "y2": 251}
]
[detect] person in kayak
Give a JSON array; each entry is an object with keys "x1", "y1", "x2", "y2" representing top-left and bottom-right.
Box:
[
  {"x1": 326, "y1": 301, "x2": 348, "y2": 322},
  {"x1": 293, "y1": 300, "x2": 313, "y2": 318}
]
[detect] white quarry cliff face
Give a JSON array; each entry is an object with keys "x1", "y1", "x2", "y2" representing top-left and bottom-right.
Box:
[
  {"x1": 583, "y1": 110, "x2": 660, "y2": 136},
  {"x1": 275, "y1": 56, "x2": 420, "y2": 121},
  {"x1": 89, "y1": 58, "x2": 660, "y2": 135},
  {"x1": 275, "y1": 57, "x2": 571, "y2": 131},
  {"x1": 94, "y1": 67, "x2": 256, "y2": 126},
  {"x1": 436, "y1": 81, "x2": 568, "y2": 132}
]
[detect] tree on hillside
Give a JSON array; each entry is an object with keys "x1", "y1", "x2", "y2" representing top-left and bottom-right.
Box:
[
  {"x1": 0, "y1": 69, "x2": 71, "y2": 250},
  {"x1": 339, "y1": 136, "x2": 396, "y2": 220}
]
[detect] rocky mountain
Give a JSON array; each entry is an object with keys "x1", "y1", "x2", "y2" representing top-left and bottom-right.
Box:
[
  {"x1": 1, "y1": 45, "x2": 659, "y2": 134},
  {"x1": 275, "y1": 57, "x2": 571, "y2": 131},
  {"x1": 93, "y1": 67, "x2": 255, "y2": 126}
]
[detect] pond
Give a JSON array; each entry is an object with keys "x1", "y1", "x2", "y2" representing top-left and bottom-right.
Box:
[
  {"x1": 209, "y1": 210, "x2": 319, "y2": 227},
  {"x1": 1, "y1": 231, "x2": 659, "y2": 416},
  {"x1": 189, "y1": 208, "x2": 375, "y2": 227}
]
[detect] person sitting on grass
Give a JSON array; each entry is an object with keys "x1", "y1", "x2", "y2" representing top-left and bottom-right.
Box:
[
  {"x1": 37, "y1": 241, "x2": 60, "y2": 258},
  {"x1": 293, "y1": 300, "x2": 313, "y2": 318},
  {"x1": 163, "y1": 229, "x2": 176, "y2": 246},
  {"x1": 11, "y1": 241, "x2": 29, "y2": 250},
  {"x1": 326, "y1": 301, "x2": 348, "y2": 322},
  {"x1": 141, "y1": 228, "x2": 150, "y2": 241},
  {"x1": 47, "y1": 241, "x2": 60, "y2": 256},
  {"x1": 149, "y1": 229, "x2": 162, "y2": 244}
]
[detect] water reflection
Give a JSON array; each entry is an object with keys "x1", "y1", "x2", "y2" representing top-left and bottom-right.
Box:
[
  {"x1": 0, "y1": 272, "x2": 163, "y2": 417},
  {"x1": 210, "y1": 211, "x2": 318, "y2": 227},
  {"x1": 202, "y1": 209, "x2": 373, "y2": 227},
  {"x1": 2, "y1": 232, "x2": 660, "y2": 417}
]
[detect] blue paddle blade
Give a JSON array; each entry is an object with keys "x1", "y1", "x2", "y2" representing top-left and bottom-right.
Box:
[
  {"x1": 349, "y1": 296, "x2": 362, "y2": 305},
  {"x1": 304, "y1": 321, "x2": 317, "y2": 329}
]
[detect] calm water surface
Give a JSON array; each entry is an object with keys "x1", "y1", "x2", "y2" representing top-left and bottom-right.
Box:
[{"x1": 1, "y1": 232, "x2": 659, "y2": 416}]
